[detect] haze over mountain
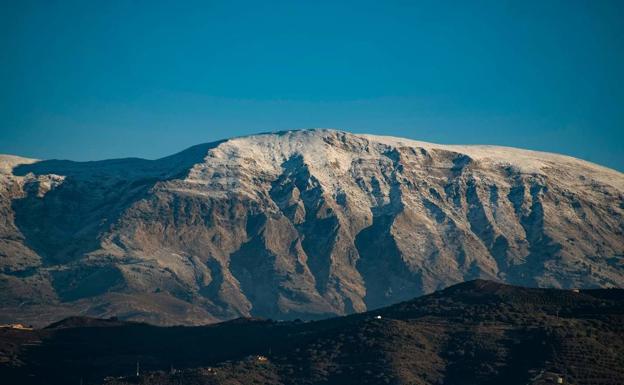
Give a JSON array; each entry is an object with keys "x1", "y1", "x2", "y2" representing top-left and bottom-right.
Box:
[{"x1": 1, "y1": 129, "x2": 623, "y2": 326}]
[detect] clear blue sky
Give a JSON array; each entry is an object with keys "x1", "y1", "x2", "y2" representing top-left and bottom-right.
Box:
[{"x1": 1, "y1": 0, "x2": 623, "y2": 170}]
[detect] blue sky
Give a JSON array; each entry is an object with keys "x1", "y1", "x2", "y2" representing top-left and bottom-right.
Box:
[{"x1": 1, "y1": 0, "x2": 623, "y2": 170}]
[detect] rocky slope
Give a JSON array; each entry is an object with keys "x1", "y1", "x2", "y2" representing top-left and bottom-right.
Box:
[
  {"x1": 2, "y1": 280, "x2": 623, "y2": 385},
  {"x1": 0, "y1": 129, "x2": 623, "y2": 325}
]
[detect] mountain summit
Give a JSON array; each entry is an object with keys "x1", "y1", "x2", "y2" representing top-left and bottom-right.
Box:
[{"x1": 1, "y1": 129, "x2": 623, "y2": 325}]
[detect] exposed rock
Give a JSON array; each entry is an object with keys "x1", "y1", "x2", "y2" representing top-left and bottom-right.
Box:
[{"x1": 0, "y1": 130, "x2": 622, "y2": 325}]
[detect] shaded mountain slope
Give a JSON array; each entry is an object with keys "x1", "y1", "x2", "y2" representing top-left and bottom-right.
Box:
[{"x1": 0, "y1": 280, "x2": 623, "y2": 385}]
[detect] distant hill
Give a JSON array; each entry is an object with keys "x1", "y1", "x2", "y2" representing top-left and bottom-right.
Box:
[
  {"x1": 1, "y1": 280, "x2": 623, "y2": 385},
  {"x1": 1, "y1": 130, "x2": 623, "y2": 326}
]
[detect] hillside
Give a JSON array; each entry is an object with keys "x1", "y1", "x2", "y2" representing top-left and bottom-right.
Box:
[{"x1": 1, "y1": 280, "x2": 623, "y2": 385}]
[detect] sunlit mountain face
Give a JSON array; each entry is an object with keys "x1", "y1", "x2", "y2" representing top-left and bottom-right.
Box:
[{"x1": 1, "y1": 130, "x2": 622, "y2": 327}]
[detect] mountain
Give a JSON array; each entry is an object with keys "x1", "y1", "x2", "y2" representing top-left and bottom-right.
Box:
[
  {"x1": 0, "y1": 129, "x2": 623, "y2": 326},
  {"x1": 1, "y1": 280, "x2": 623, "y2": 385}
]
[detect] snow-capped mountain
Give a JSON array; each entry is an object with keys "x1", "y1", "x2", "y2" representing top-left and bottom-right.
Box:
[{"x1": 1, "y1": 129, "x2": 623, "y2": 326}]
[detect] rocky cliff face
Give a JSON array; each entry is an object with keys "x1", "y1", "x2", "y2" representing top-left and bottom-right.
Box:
[{"x1": 1, "y1": 130, "x2": 623, "y2": 325}]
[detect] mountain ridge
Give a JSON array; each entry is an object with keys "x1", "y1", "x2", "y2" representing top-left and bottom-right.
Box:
[
  {"x1": 1, "y1": 129, "x2": 623, "y2": 326},
  {"x1": 2, "y1": 128, "x2": 621, "y2": 174}
]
